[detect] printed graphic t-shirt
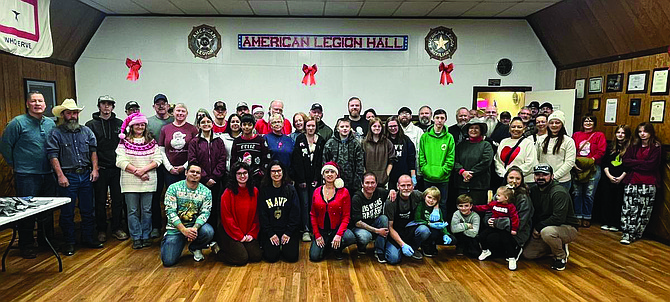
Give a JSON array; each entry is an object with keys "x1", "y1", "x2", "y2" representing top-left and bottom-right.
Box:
[{"x1": 159, "y1": 122, "x2": 198, "y2": 166}]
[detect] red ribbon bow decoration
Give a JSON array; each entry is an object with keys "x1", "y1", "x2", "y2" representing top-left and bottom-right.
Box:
[
  {"x1": 439, "y1": 62, "x2": 454, "y2": 85},
  {"x1": 302, "y1": 64, "x2": 317, "y2": 86},
  {"x1": 126, "y1": 58, "x2": 142, "y2": 81}
]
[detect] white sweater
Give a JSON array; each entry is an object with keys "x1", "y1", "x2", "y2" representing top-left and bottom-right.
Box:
[
  {"x1": 536, "y1": 135, "x2": 576, "y2": 183},
  {"x1": 495, "y1": 137, "x2": 538, "y2": 183},
  {"x1": 116, "y1": 138, "x2": 163, "y2": 193}
]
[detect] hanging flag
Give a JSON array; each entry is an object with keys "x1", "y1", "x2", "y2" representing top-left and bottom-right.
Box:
[{"x1": 0, "y1": 0, "x2": 52, "y2": 58}]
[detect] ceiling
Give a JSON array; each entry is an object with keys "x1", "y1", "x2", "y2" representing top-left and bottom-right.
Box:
[{"x1": 78, "y1": 0, "x2": 562, "y2": 18}]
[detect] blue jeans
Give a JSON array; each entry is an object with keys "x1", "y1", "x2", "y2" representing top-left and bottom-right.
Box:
[
  {"x1": 14, "y1": 173, "x2": 56, "y2": 248},
  {"x1": 558, "y1": 181, "x2": 572, "y2": 191},
  {"x1": 57, "y1": 171, "x2": 95, "y2": 244},
  {"x1": 296, "y1": 186, "x2": 314, "y2": 232},
  {"x1": 385, "y1": 225, "x2": 431, "y2": 264},
  {"x1": 572, "y1": 166, "x2": 601, "y2": 220},
  {"x1": 309, "y1": 229, "x2": 356, "y2": 262},
  {"x1": 160, "y1": 223, "x2": 214, "y2": 267},
  {"x1": 353, "y1": 215, "x2": 388, "y2": 255},
  {"x1": 424, "y1": 180, "x2": 449, "y2": 217},
  {"x1": 164, "y1": 169, "x2": 185, "y2": 188},
  {"x1": 125, "y1": 192, "x2": 153, "y2": 240}
]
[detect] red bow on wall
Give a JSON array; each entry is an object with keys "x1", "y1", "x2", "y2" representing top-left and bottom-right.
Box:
[
  {"x1": 302, "y1": 64, "x2": 317, "y2": 86},
  {"x1": 126, "y1": 58, "x2": 142, "y2": 81},
  {"x1": 439, "y1": 62, "x2": 454, "y2": 85}
]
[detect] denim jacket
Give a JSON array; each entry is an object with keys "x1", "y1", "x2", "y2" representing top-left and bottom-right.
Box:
[{"x1": 46, "y1": 125, "x2": 97, "y2": 170}]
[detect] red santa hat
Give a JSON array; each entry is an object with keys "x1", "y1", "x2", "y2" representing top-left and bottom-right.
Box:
[
  {"x1": 321, "y1": 161, "x2": 345, "y2": 189},
  {"x1": 252, "y1": 105, "x2": 264, "y2": 114}
]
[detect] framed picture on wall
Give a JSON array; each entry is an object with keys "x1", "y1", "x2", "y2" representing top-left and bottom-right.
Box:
[
  {"x1": 575, "y1": 78, "x2": 586, "y2": 99},
  {"x1": 650, "y1": 100, "x2": 665, "y2": 123},
  {"x1": 629, "y1": 98, "x2": 641, "y2": 116},
  {"x1": 606, "y1": 73, "x2": 624, "y2": 92},
  {"x1": 24, "y1": 79, "x2": 57, "y2": 118},
  {"x1": 589, "y1": 98, "x2": 600, "y2": 111},
  {"x1": 626, "y1": 70, "x2": 649, "y2": 94},
  {"x1": 588, "y1": 77, "x2": 603, "y2": 94},
  {"x1": 650, "y1": 68, "x2": 669, "y2": 95},
  {"x1": 604, "y1": 98, "x2": 618, "y2": 124}
]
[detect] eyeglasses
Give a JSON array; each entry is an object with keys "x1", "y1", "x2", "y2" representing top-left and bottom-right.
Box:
[
  {"x1": 387, "y1": 125, "x2": 398, "y2": 128},
  {"x1": 399, "y1": 112, "x2": 411, "y2": 117},
  {"x1": 270, "y1": 170, "x2": 282, "y2": 174},
  {"x1": 236, "y1": 171, "x2": 248, "y2": 176}
]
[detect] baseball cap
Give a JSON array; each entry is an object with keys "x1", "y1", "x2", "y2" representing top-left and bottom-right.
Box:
[
  {"x1": 213, "y1": 101, "x2": 226, "y2": 111},
  {"x1": 528, "y1": 101, "x2": 540, "y2": 108},
  {"x1": 153, "y1": 93, "x2": 168, "y2": 103},
  {"x1": 236, "y1": 102, "x2": 249, "y2": 110},
  {"x1": 125, "y1": 101, "x2": 140, "y2": 111},
  {"x1": 533, "y1": 164, "x2": 553, "y2": 175},
  {"x1": 540, "y1": 102, "x2": 553, "y2": 110},
  {"x1": 398, "y1": 106, "x2": 412, "y2": 115},
  {"x1": 97, "y1": 95, "x2": 115, "y2": 104},
  {"x1": 311, "y1": 103, "x2": 323, "y2": 111}
]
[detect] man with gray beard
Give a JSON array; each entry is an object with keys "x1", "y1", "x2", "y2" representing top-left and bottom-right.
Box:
[
  {"x1": 416, "y1": 105, "x2": 433, "y2": 132},
  {"x1": 47, "y1": 99, "x2": 101, "y2": 256},
  {"x1": 484, "y1": 104, "x2": 509, "y2": 190},
  {"x1": 448, "y1": 107, "x2": 471, "y2": 146}
]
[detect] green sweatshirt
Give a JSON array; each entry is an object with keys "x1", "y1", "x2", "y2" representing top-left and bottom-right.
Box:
[
  {"x1": 419, "y1": 127, "x2": 455, "y2": 182},
  {"x1": 413, "y1": 202, "x2": 451, "y2": 236}
]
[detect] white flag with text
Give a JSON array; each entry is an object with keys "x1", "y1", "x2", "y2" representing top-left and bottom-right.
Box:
[{"x1": 0, "y1": 0, "x2": 52, "y2": 58}]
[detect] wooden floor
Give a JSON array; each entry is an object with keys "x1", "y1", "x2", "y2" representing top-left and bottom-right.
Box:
[{"x1": 0, "y1": 226, "x2": 669, "y2": 302}]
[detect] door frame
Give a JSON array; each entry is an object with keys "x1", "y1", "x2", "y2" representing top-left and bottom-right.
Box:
[{"x1": 471, "y1": 86, "x2": 533, "y2": 109}]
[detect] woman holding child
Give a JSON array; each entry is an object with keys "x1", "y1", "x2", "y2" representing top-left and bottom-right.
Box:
[{"x1": 475, "y1": 166, "x2": 534, "y2": 271}]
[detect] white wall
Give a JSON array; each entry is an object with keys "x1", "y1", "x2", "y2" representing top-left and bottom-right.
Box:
[{"x1": 76, "y1": 17, "x2": 555, "y2": 126}]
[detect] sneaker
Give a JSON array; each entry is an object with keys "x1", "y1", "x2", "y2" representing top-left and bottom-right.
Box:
[
  {"x1": 334, "y1": 250, "x2": 344, "y2": 260},
  {"x1": 608, "y1": 226, "x2": 620, "y2": 232},
  {"x1": 302, "y1": 232, "x2": 312, "y2": 242},
  {"x1": 478, "y1": 249, "x2": 492, "y2": 261},
  {"x1": 97, "y1": 231, "x2": 107, "y2": 243},
  {"x1": 132, "y1": 240, "x2": 143, "y2": 249},
  {"x1": 411, "y1": 250, "x2": 423, "y2": 260},
  {"x1": 150, "y1": 228, "x2": 161, "y2": 239},
  {"x1": 600, "y1": 225, "x2": 610, "y2": 230},
  {"x1": 142, "y1": 239, "x2": 152, "y2": 248},
  {"x1": 209, "y1": 241, "x2": 220, "y2": 254},
  {"x1": 357, "y1": 244, "x2": 367, "y2": 255},
  {"x1": 422, "y1": 248, "x2": 437, "y2": 258},
  {"x1": 551, "y1": 258, "x2": 566, "y2": 271},
  {"x1": 507, "y1": 258, "x2": 517, "y2": 271},
  {"x1": 620, "y1": 234, "x2": 631, "y2": 245},
  {"x1": 375, "y1": 253, "x2": 387, "y2": 264},
  {"x1": 563, "y1": 244, "x2": 569, "y2": 263},
  {"x1": 112, "y1": 229, "x2": 129, "y2": 241},
  {"x1": 20, "y1": 248, "x2": 37, "y2": 259},
  {"x1": 192, "y1": 249, "x2": 204, "y2": 262},
  {"x1": 455, "y1": 247, "x2": 464, "y2": 256}
]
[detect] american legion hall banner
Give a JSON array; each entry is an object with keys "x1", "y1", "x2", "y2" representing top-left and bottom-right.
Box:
[{"x1": 0, "y1": 0, "x2": 52, "y2": 58}]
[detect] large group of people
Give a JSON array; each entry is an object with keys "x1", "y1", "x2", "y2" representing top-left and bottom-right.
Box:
[{"x1": 1, "y1": 91, "x2": 662, "y2": 272}]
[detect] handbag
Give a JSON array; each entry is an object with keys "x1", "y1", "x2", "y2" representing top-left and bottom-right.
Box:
[{"x1": 572, "y1": 133, "x2": 596, "y2": 183}]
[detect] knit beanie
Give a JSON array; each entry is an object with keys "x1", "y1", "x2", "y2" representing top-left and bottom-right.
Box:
[
  {"x1": 321, "y1": 161, "x2": 345, "y2": 189},
  {"x1": 548, "y1": 110, "x2": 566, "y2": 125},
  {"x1": 119, "y1": 112, "x2": 149, "y2": 139}
]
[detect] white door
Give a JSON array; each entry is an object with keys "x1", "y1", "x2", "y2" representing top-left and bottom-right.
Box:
[{"x1": 526, "y1": 89, "x2": 576, "y2": 135}]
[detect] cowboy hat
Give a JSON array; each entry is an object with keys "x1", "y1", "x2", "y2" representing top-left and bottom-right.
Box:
[
  {"x1": 52, "y1": 99, "x2": 84, "y2": 116},
  {"x1": 465, "y1": 117, "x2": 488, "y2": 136}
]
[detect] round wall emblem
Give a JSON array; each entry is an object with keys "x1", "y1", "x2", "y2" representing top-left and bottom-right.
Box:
[
  {"x1": 188, "y1": 24, "x2": 222, "y2": 60},
  {"x1": 425, "y1": 26, "x2": 457, "y2": 61}
]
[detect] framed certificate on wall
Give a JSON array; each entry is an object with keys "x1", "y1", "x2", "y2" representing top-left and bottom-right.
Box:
[
  {"x1": 589, "y1": 77, "x2": 603, "y2": 94},
  {"x1": 626, "y1": 71, "x2": 649, "y2": 94},
  {"x1": 575, "y1": 78, "x2": 586, "y2": 99},
  {"x1": 650, "y1": 100, "x2": 665, "y2": 123},
  {"x1": 650, "y1": 68, "x2": 669, "y2": 95}
]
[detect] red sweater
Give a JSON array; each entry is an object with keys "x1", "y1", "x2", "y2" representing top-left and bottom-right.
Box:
[
  {"x1": 474, "y1": 200, "x2": 519, "y2": 232},
  {"x1": 220, "y1": 187, "x2": 260, "y2": 240},
  {"x1": 256, "y1": 119, "x2": 292, "y2": 135},
  {"x1": 573, "y1": 131, "x2": 607, "y2": 165},
  {"x1": 622, "y1": 143, "x2": 661, "y2": 185},
  {"x1": 310, "y1": 186, "x2": 350, "y2": 239}
]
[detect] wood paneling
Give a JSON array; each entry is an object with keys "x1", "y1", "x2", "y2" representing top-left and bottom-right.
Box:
[
  {"x1": 528, "y1": 0, "x2": 670, "y2": 68},
  {"x1": 558, "y1": 52, "x2": 670, "y2": 242},
  {"x1": 47, "y1": 0, "x2": 105, "y2": 65},
  {"x1": 556, "y1": 52, "x2": 670, "y2": 142},
  {"x1": 1, "y1": 226, "x2": 670, "y2": 301}
]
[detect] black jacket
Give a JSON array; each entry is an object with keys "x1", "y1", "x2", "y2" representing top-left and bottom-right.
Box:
[
  {"x1": 448, "y1": 124, "x2": 466, "y2": 146},
  {"x1": 316, "y1": 120, "x2": 333, "y2": 141},
  {"x1": 291, "y1": 133, "x2": 326, "y2": 188},
  {"x1": 529, "y1": 181, "x2": 580, "y2": 231},
  {"x1": 85, "y1": 112, "x2": 122, "y2": 168}
]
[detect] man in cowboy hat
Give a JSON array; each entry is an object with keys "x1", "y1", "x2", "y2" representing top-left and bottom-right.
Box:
[
  {"x1": 85, "y1": 95, "x2": 129, "y2": 243},
  {"x1": 1, "y1": 91, "x2": 57, "y2": 259},
  {"x1": 47, "y1": 98, "x2": 102, "y2": 256}
]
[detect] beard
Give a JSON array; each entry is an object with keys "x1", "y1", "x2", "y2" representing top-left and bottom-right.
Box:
[
  {"x1": 400, "y1": 118, "x2": 410, "y2": 127},
  {"x1": 419, "y1": 116, "x2": 431, "y2": 125},
  {"x1": 62, "y1": 118, "x2": 81, "y2": 131},
  {"x1": 485, "y1": 118, "x2": 497, "y2": 136},
  {"x1": 535, "y1": 177, "x2": 551, "y2": 189}
]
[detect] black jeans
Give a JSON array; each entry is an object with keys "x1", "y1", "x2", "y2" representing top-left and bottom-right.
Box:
[
  {"x1": 479, "y1": 226, "x2": 519, "y2": 258},
  {"x1": 454, "y1": 233, "x2": 481, "y2": 257},
  {"x1": 14, "y1": 173, "x2": 56, "y2": 249},
  {"x1": 261, "y1": 232, "x2": 300, "y2": 263},
  {"x1": 93, "y1": 167, "x2": 124, "y2": 232},
  {"x1": 151, "y1": 166, "x2": 167, "y2": 230}
]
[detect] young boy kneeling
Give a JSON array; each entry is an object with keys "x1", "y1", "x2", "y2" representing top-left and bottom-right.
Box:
[{"x1": 450, "y1": 194, "x2": 481, "y2": 258}]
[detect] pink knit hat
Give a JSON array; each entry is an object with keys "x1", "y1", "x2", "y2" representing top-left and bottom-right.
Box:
[
  {"x1": 119, "y1": 112, "x2": 149, "y2": 139},
  {"x1": 321, "y1": 161, "x2": 345, "y2": 189}
]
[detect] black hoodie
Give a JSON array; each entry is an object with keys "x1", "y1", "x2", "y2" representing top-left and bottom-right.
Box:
[{"x1": 85, "y1": 112, "x2": 122, "y2": 168}]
